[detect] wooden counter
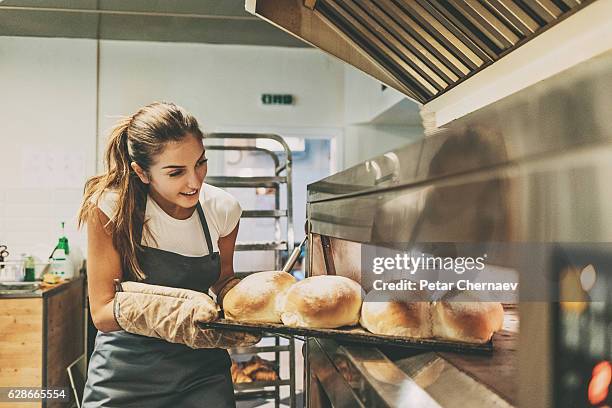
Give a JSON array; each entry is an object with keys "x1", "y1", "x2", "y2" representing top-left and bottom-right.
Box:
[{"x1": 0, "y1": 276, "x2": 85, "y2": 408}]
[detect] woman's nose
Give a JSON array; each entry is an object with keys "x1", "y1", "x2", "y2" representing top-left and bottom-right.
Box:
[{"x1": 189, "y1": 168, "x2": 205, "y2": 187}]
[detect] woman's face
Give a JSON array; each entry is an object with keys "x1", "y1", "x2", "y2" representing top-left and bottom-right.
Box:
[{"x1": 137, "y1": 133, "x2": 208, "y2": 218}]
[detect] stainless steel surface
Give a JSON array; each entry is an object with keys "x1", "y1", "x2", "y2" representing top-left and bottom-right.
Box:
[
  {"x1": 308, "y1": 338, "x2": 366, "y2": 408},
  {"x1": 308, "y1": 49, "x2": 612, "y2": 243},
  {"x1": 305, "y1": 50, "x2": 612, "y2": 407},
  {"x1": 0, "y1": 0, "x2": 308, "y2": 47},
  {"x1": 308, "y1": 338, "x2": 442, "y2": 408},
  {"x1": 248, "y1": 0, "x2": 596, "y2": 102},
  {"x1": 316, "y1": 0, "x2": 595, "y2": 101},
  {"x1": 0, "y1": 281, "x2": 40, "y2": 295},
  {"x1": 390, "y1": 352, "x2": 513, "y2": 407},
  {"x1": 283, "y1": 236, "x2": 308, "y2": 273}
]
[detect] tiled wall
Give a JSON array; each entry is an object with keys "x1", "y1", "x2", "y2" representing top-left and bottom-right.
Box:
[{"x1": 0, "y1": 37, "x2": 97, "y2": 264}]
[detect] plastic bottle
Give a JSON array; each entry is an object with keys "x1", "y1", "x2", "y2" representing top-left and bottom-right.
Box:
[{"x1": 50, "y1": 248, "x2": 74, "y2": 280}]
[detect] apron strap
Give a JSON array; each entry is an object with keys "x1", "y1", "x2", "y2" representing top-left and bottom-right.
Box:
[{"x1": 196, "y1": 202, "x2": 215, "y2": 257}]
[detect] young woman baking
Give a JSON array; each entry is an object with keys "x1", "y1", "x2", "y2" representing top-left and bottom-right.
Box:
[{"x1": 78, "y1": 102, "x2": 257, "y2": 407}]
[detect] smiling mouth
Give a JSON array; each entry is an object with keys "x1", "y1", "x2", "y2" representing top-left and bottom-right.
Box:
[{"x1": 180, "y1": 189, "x2": 198, "y2": 196}]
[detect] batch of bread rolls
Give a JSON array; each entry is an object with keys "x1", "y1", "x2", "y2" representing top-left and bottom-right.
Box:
[{"x1": 223, "y1": 271, "x2": 504, "y2": 344}]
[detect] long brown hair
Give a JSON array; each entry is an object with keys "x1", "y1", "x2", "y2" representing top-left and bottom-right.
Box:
[{"x1": 78, "y1": 102, "x2": 204, "y2": 280}]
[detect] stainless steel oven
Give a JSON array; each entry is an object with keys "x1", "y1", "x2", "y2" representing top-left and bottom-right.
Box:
[{"x1": 304, "y1": 50, "x2": 612, "y2": 408}]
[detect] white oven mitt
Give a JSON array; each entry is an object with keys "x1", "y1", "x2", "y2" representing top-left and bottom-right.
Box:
[{"x1": 113, "y1": 281, "x2": 260, "y2": 349}]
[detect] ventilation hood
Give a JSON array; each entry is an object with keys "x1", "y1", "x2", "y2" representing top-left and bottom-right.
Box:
[{"x1": 246, "y1": 0, "x2": 596, "y2": 103}]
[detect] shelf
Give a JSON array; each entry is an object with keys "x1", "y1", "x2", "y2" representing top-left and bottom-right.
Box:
[
  {"x1": 206, "y1": 176, "x2": 286, "y2": 188},
  {"x1": 230, "y1": 345, "x2": 291, "y2": 355},
  {"x1": 234, "y1": 379, "x2": 292, "y2": 390},
  {"x1": 234, "y1": 389, "x2": 279, "y2": 400},
  {"x1": 211, "y1": 133, "x2": 296, "y2": 408},
  {"x1": 241, "y1": 210, "x2": 287, "y2": 218},
  {"x1": 235, "y1": 241, "x2": 288, "y2": 251}
]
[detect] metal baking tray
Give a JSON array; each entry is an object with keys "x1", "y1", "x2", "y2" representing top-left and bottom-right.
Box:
[{"x1": 198, "y1": 318, "x2": 493, "y2": 353}]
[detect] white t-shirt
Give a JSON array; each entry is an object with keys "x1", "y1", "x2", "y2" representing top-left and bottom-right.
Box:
[{"x1": 96, "y1": 183, "x2": 242, "y2": 257}]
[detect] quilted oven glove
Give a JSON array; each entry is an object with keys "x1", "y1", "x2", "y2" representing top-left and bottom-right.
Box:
[{"x1": 113, "y1": 281, "x2": 261, "y2": 349}]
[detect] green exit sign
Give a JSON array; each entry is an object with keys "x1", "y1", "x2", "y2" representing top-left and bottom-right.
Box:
[{"x1": 261, "y1": 94, "x2": 294, "y2": 105}]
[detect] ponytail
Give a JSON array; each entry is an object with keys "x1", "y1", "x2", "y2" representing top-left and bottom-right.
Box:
[{"x1": 78, "y1": 117, "x2": 149, "y2": 280}]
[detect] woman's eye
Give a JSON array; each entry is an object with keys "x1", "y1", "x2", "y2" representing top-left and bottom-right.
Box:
[{"x1": 167, "y1": 159, "x2": 206, "y2": 177}]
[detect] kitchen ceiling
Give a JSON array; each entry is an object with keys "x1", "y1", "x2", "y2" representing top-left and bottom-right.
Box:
[{"x1": 0, "y1": 0, "x2": 310, "y2": 47}]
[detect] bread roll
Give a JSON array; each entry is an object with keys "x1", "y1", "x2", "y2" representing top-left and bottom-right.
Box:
[
  {"x1": 281, "y1": 275, "x2": 363, "y2": 328},
  {"x1": 432, "y1": 297, "x2": 503, "y2": 343},
  {"x1": 360, "y1": 289, "x2": 432, "y2": 338},
  {"x1": 223, "y1": 271, "x2": 296, "y2": 323}
]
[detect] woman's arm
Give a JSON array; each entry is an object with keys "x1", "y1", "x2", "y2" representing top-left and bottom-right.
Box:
[
  {"x1": 87, "y1": 207, "x2": 122, "y2": 332},
  {"x1": 211, "y1": 221, "x2": 240, "y2": 298}
]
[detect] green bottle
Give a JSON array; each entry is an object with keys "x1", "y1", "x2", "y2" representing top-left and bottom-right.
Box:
[
  {"x1": 57, "y1": 222, "x2": 70, "y2": 255},
  {"x1": 24, "y1": 256, "x2": 36, "y2": 282}
]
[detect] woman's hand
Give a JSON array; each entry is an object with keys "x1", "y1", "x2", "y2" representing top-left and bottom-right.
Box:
[{"x1": 87, "y1": 208, "x2": 123, "y2": 332}]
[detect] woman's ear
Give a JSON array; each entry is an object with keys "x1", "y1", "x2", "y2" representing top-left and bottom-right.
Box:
[{"x1": 131, "y1": 162, "x2": 150, "y2": 184}]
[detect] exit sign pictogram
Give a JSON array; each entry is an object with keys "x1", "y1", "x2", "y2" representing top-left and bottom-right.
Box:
[{"x1": 261, "y1": 94, "x2": 294, "y2": 105}]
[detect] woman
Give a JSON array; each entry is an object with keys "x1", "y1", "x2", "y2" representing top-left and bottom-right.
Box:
[{"x1": 78, "y1": 102, "x2": 246, "y2": 407}]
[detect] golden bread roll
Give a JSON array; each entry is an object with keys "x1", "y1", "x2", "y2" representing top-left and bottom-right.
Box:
[
  {"x1": 360, "y1": 288, "x2": 432, "y2": 338},
  {"x1": 281, "y1": 275, "x2": 363, "y2": 328},
  {"x1": 223, "y1": 271, "x2": 296, "y2": 323},
  {"x1": 432, "y1": 296, "x2": 504, "y2": 343}
]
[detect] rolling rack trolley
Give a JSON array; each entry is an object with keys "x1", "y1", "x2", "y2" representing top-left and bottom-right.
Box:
[{"x1": 205, "y1": 133, "x2": 296, "y2": 408}]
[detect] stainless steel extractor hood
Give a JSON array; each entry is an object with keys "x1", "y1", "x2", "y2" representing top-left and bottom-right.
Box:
[{"x1": 246, "y1": 0, "x2": 596, "y2": 103}]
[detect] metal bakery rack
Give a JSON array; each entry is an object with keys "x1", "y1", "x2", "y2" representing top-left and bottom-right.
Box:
[{"x1": 205, "y1": 133, "x2": 297, "y2": 408}]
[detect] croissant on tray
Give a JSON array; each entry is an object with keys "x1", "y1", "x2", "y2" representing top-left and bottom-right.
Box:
[
  {"x1": 242, "y1": 356, "x2": 273, "y2": 376},
  {"x1": 251, "y1": 368, "x2": 278, "y2": 382},
  {"x1": 231, "y1": 357, "x2": 278, "y2": 383}
]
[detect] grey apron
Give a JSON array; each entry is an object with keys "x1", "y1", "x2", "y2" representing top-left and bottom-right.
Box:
[{"x1": 82, "y1": 202, "x2": 235, "y2": 408}]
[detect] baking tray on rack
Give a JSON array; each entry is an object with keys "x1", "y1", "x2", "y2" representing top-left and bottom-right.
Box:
[{"x1": 198, "y1": 318, "x2": 493, "y2": 354}]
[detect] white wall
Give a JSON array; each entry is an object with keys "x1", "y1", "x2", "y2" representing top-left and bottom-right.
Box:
[
  {"x1": 341, "y1": 65, "x2": 424, "y2": 169},
  {"x1": 97, "y1": 41, "x2": 344, "y2": 170},
  {"x1": 0, "y1": 36, "x2": 350, "y2": 266},
  {"x1": 343, "y1": 65, "x2": 407, "y2": 125},
  {"x1": 0, "y1": 36, "x2": 97, "y2": 263},
  {"x1": 0, "y1": 34, "x2": 425, "y2": 265}
]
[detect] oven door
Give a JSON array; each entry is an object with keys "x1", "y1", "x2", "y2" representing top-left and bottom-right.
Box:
[{"x1": 553, "y1": 244, "x2": 612, "y2": 408}]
